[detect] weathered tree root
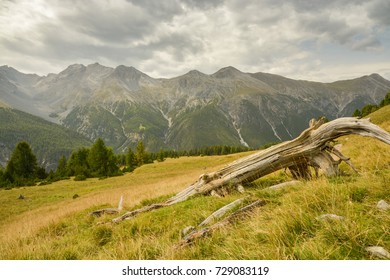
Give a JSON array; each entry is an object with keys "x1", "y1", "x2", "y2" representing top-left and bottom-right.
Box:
[
  {"x1": 111, "y1": 203, "x2": 164, "y2": 223},
  {"x1": 198, "y1": 196, "x2": 249, "y2": 228},
  {"x1": 90, "y1": 196, "x2": 123, "y2": 217},
  {"x1": 263, "y1": 180, "x2": 301, "y2": 191},
  {"x1": 111, "y1": 117, "x2": 390, "y2": 224},
  {"x1": 177, "y1": 200, "x2": 266, "y2": 248}
]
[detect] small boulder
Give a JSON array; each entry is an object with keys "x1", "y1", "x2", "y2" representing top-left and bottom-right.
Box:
[
  {"x1": 377, "y1": 200, "x2": 390, "y2": 211},
  {"x1": 365, "y1": 246, "x2": 390, "y2": 259},
  {"x1": 316, "y1": 214, "x2": 345, "y2": 221}
]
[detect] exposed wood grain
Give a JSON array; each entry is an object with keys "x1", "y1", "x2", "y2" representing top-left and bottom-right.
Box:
[
  {"x1": 178, "y1": 200, "x2": 266, "y2": 247},
  {"x1": 198, "y1": 197, "x2": 248, "y2": 227}
]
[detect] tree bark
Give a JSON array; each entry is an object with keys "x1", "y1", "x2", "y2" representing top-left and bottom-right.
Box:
[{"x1": 111, "y1": 117, "x2": 390, "y2": 223}]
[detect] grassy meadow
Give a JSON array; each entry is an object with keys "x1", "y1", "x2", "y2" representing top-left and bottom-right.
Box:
[{"x1": 0, "y1": 107, "x2": 389, "y2": 260}]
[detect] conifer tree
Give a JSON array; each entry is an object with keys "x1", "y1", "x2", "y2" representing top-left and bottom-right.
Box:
[
  {"x1": 352, "y1": 109, "x2": 362, "y2": 117},
  {"x1": 157, "y1": 149, "x2": 165, "y2": 162},
  {"x1": 6, "y1": 141, "x2": 38, "y2": 182},
  {"x1": 126, "y1": 147, "x2": 137, "y2": 171},
  {"x1": 67, "y1": 147, "x2": 90, "y2": 177},
  {"x1": 106, "y1": 147, "x2": 120, "y2": 176},
  {"x1": 87, "y1": 138, "x2": 120, "y2": 177},
  {"x1": 379, "y1": 92, "x2": 390, "y2": 107},
  {"x1": 136, "y1": 141, "x2": 151, "y2": 166},
  {"x1": 56, "y1": 155, "x2": 68, "y2": 178},
  {"x1": 88, "y1": 138, "x2": 109, "y2": 176}
]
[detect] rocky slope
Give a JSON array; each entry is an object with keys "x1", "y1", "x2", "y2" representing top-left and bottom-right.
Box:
[
  {"x1": 1, "y1": 64, "x2": 389, "y2": 154},
  {"x1": 0, "y1": 107, "x2": 92, "y2": 169}
]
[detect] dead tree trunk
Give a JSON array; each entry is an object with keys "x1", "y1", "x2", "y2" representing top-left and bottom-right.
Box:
[
  {"x1": 112, "y1": 117, "x2": 390, "y2": 223},
  {"x1": 177, "y1": 200, "x2": 267, "y2": 248}
]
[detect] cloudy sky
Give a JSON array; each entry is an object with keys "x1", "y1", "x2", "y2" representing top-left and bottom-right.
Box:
[{"x1": 1, "y1": 0, "x2": 389, "y2": 81}]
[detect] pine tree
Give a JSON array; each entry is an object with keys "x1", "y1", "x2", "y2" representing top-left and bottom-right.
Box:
[
  {"x1": 379, "y1": 92, "x2": 390, "y2": 107},
  {"x1": 6, "y1": 141, "x2": 38, "y2": 181},
  {"x1": 135, "y1": 141, "x2": 151, "y2": 166},
  {"x1": 106, "y1": 147, "x2": 120, "y2": 176},
  {"x1": 88, "y1": 138, "x2": 109, "y2": 177},
  {"x1": 352, "y1": 109, "x2": 361, "y2": 117},
  {"x1": 67, "y1": 147, "x2": 90, "y2": 177},
  {"x1": 3, "y1": 141, "x2": 38, "y2": 185},
  {"x1": 87, "y1": 138, "x2": 119, "y2": 177},
  {"x1": 56, "y1": 155, "x2": 68, "y2": 178},
  {"x1": 126, "y1": 147, "x2": 137, "y2": 171},
  {"x1": 157, "y1": 149, "x2": 165, "y2": 162},
  {"x1": 361, "y1": 104, "x2": 378, "y2": 117}
]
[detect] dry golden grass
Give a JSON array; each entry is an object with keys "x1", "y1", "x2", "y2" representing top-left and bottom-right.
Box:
[{"x1": 0, "y1": 153, "x2": 252, "y2": 242}]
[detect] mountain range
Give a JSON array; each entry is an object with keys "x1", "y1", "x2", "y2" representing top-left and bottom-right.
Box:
[{"x1": 1, "y1": 63, "x2": 390, "y2": 169}]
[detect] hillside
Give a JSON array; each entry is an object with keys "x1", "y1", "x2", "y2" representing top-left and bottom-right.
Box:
[
  {"x1": 1, "y1": 64, "x2": 390, "y2": 152},
  {"x1": 0, "y1": 106, "x2": 389, "y2": 260},
  {"x1": 0, "y1": 107, "x2": 92, "y2": 169}
]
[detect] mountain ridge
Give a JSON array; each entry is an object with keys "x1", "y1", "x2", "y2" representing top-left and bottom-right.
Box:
[{"x1": 1, "y1": 63, "x2": 390, "y2": 158}]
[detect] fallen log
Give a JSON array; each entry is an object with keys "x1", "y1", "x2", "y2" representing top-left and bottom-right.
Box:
[
  {"x1": 112, "y1": 203, "x2": 163, "y2": 223},
  {"x1": 91, "y1": 196, "x2": 124, "y2": 217},
  {"x1": 198, "y1": 196, "x2": 248, "y2": 227},
  {"x1": 263, "y1": 180, "x2": 301, "y2": 191},
  {"x1": 177, "y1": 200, "x2": 266, "y2": 247},
  {"x1": 112, "y1": 117, "x2": 390, "y2": 223}
]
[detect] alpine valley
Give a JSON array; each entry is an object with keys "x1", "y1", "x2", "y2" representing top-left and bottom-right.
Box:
[{"x1": 1, "y1": 63, "x2": 390, "y2": 169}]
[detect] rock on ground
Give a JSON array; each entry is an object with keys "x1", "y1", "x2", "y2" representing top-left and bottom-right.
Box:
[
  {"x1": 365, "y1": 246, "x2": 390, "y2": 259},
  {"x1": 377, "y1": 200, "x2": 390, "y2": 211}
]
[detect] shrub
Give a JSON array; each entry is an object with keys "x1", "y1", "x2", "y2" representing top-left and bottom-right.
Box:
[{"x1": 74, "y1": 174, "x2": 87, "y2": 181}]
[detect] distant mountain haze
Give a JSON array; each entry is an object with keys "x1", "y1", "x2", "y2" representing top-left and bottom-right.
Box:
[{"x1": 1, "y1": 63, "x2": 389, "y2": 168}]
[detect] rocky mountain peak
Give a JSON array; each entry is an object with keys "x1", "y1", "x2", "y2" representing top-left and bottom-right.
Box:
[
  {"x1": 112, "y1": 65, "x2": 147, "y2": 80},
  {"x1": 367, "y1": 73, "x2": 390, "y2": 83},
  {"x1": 212, "y1": 66, "x2": 243, "y2": 79},
  {"x1": 64, "y1": 63, "x2": 86, "y2": 71},
  {"x1": 186, "y1": 69, "x2": 207, "y2": 77},
  {"x1": 58, "y1": 64, "x2": 86, "y2": 78},
  {"x1": 86, "y1": 62, "x2": 112, "y2": 71},
  {"x1": 0, "y1": 65, "x2": 39, "y2": 83}
]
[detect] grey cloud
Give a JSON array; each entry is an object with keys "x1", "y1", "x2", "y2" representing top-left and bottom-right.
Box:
[
  {"x1": 290, "y1": 1, "x2": 384, "y2": 51},
  {"x1": 127, "y1": 0, "x2": 224, "y2": 16},
  {"x1": 57, "y1": 2, "x2": 160, "y2": 44},
  {"x1": 1, "y1": 0, "x2": 204, "y2": 72},
  {"x1": 126, "y1": 0, "x2": 184, "y2": 19},
  {"x1": 260, "y1": 0, "x2": 366, "y2": 12},
  {"x1": 1, "y1": 0, "x2": 389, "y2": 81},
  {"x1": 368, "y1": 0, "x2": 390, "y2": 26},
  {"x1": 291, "y1": 0, "x2": 366, "y2": 12},
  {"x1": 180, "y1": 0, "x2": 224, "y2": 9},
  {"x1": 351, "y1": 36, "x2": 382, "y2": 51},
  {"x1": 1, "y1": 19, "x2": 153, "y2": 68},
  {"x1": 299, "y1": 15, "x2": 356, "y2": 43},
  {"x1": 149, "y1": 33, "x2": 205, "y2": 62}
]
